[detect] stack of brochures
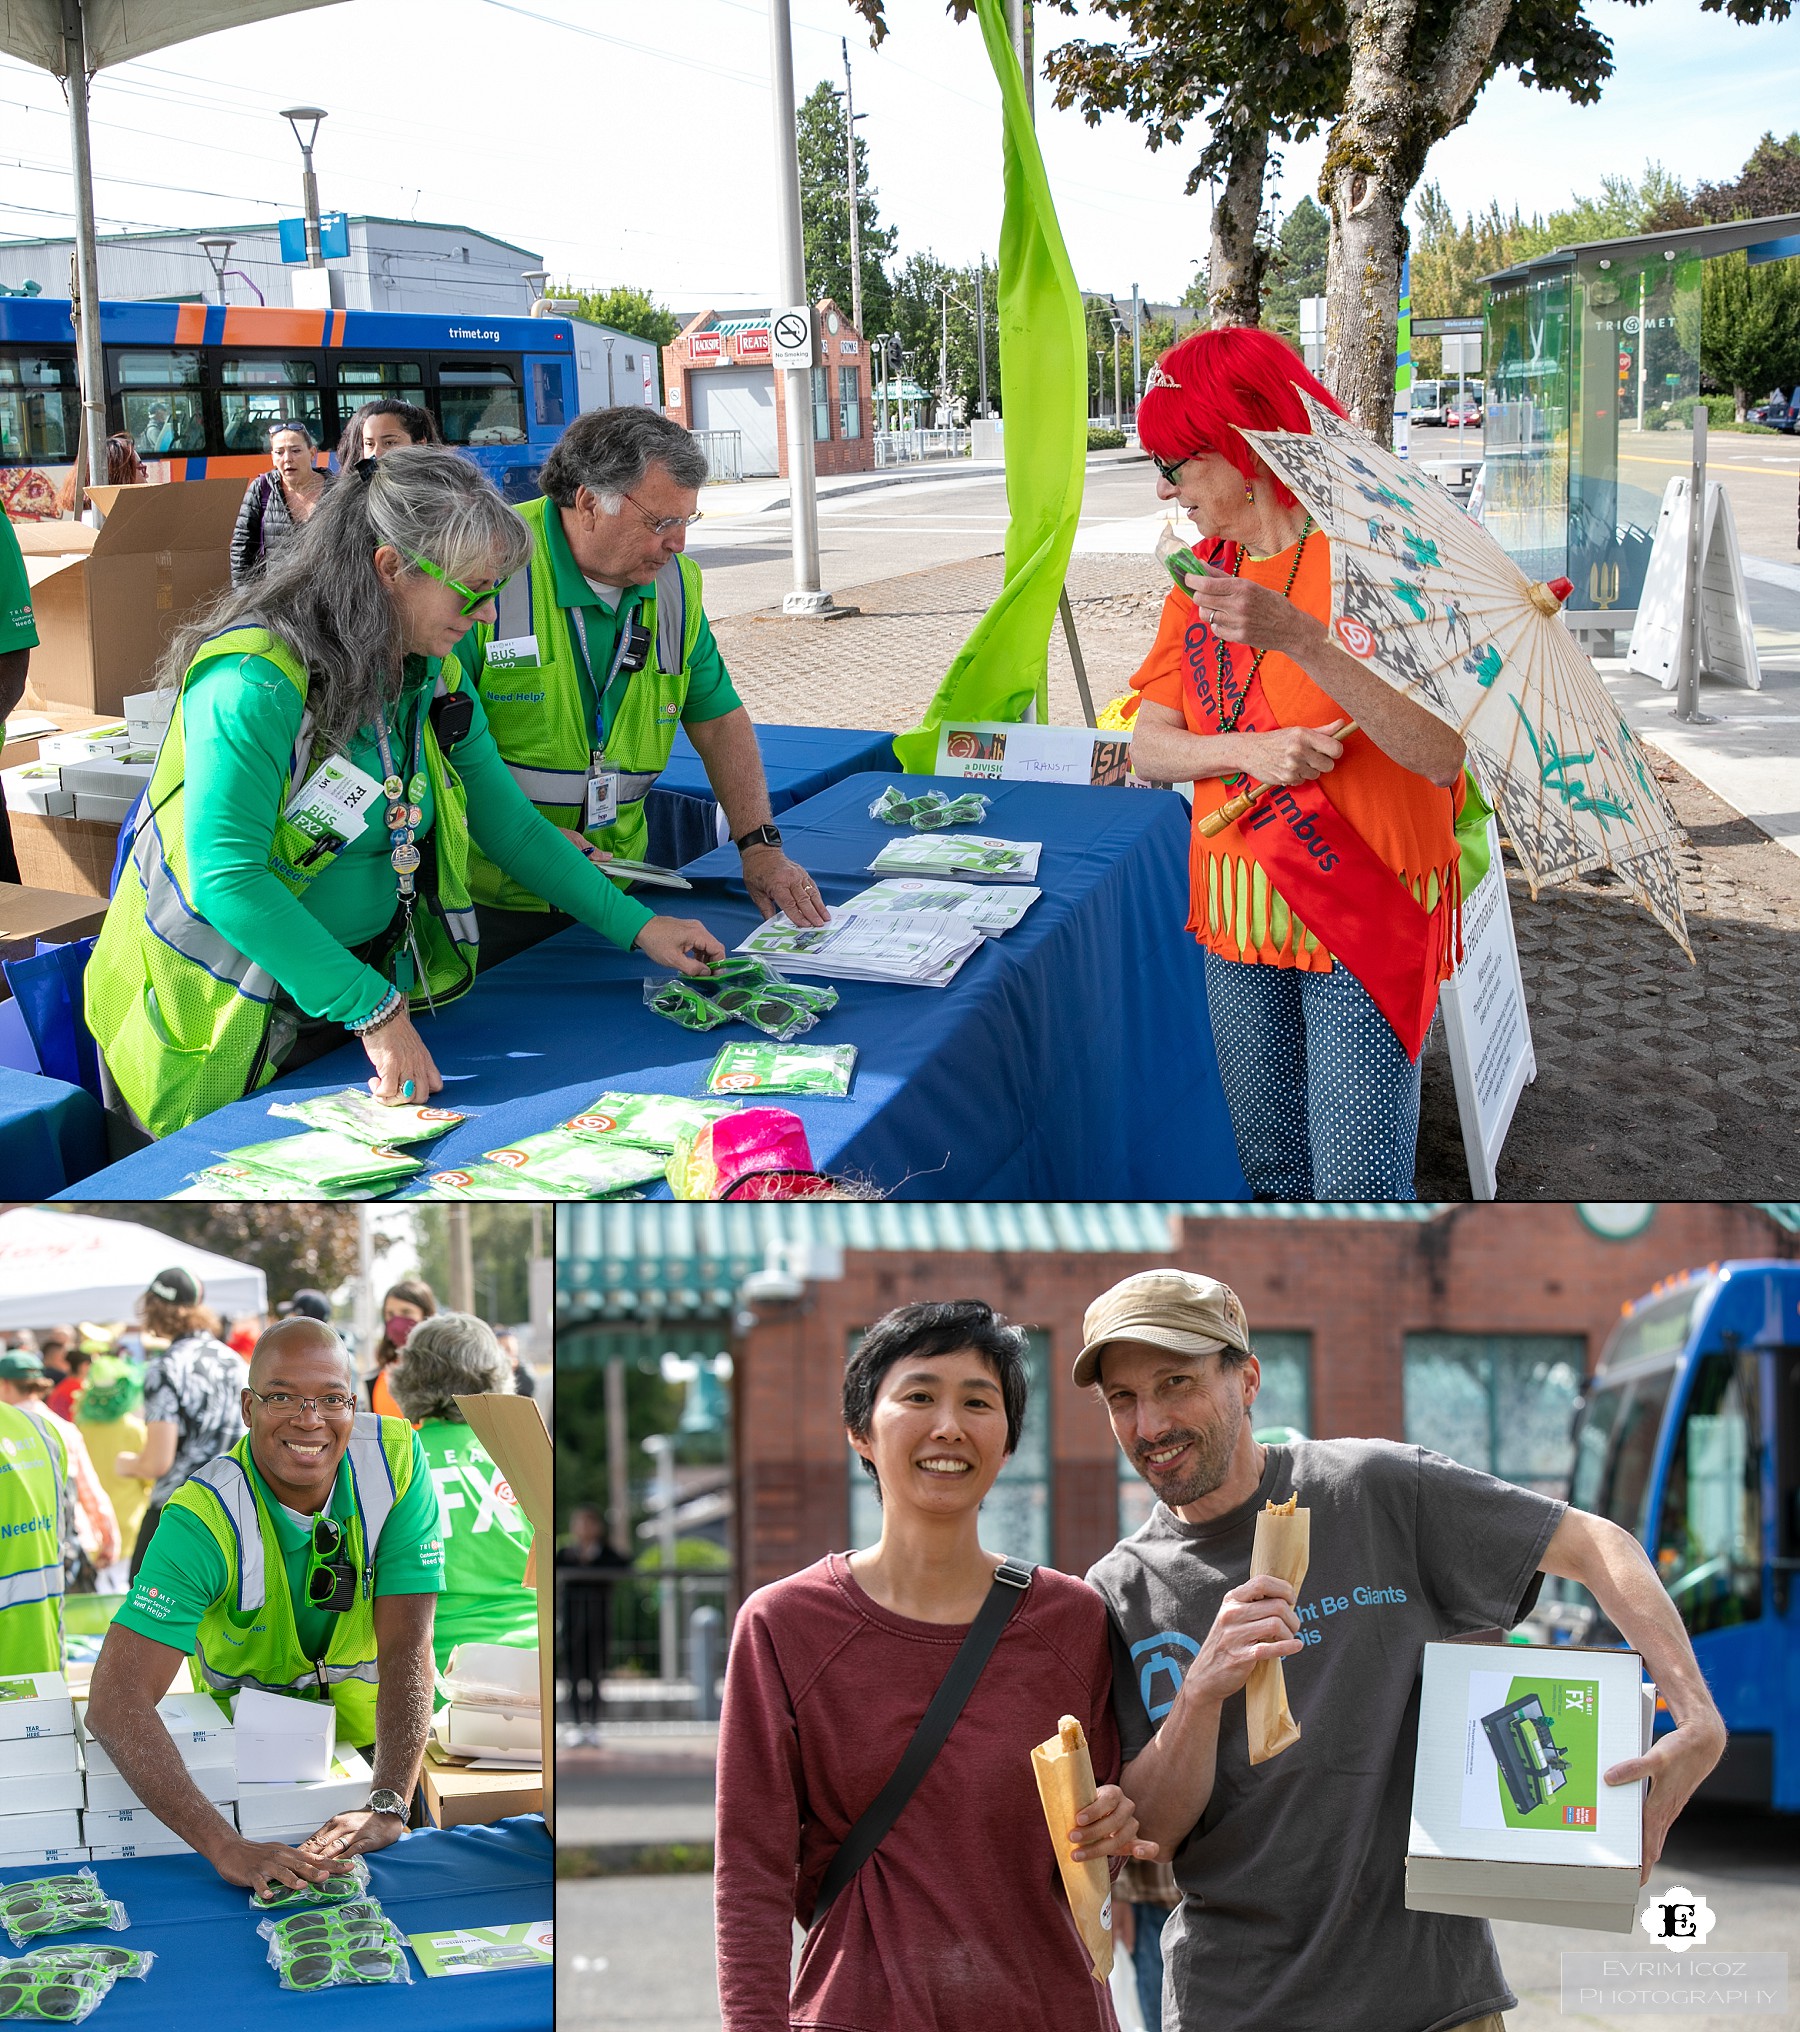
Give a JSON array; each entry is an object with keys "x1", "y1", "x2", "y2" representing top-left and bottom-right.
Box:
[
  {"x1": 733, "y1": 906, "x2": 987, "y2": 988},
  {"x1": 837, "y1": 877, "x2": 1040, "y2": 933}
]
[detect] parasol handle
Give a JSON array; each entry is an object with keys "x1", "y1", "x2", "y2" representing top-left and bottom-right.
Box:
[{"x1": 1197, "y1": 721, "x2": 1360, "y2": 837}]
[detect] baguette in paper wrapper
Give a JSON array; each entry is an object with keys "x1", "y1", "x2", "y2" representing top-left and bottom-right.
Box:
[
  {"x1": 1030, "y1": 1715, "x2": 1114, "y2": 1982},
  {"x1": 1246, "y1": 1493, "x2": 1309, "y2": 1766}
]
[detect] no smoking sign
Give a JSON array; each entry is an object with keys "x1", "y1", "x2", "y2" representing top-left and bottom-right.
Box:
[{"x1": 770, "y1": 305, "x2": 814, "y2": 367}]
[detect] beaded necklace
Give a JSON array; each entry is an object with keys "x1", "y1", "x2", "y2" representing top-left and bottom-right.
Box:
[{"x1": 1213, "y1": 516, "x2": 1313, "y2": 735}]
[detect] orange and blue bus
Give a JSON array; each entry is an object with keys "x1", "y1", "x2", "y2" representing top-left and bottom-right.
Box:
[{"x1": 0, "y1": 296, "x2": 579, "y2": 515}]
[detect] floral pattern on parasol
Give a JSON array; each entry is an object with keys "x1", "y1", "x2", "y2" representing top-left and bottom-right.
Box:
[{"x1": 1241, "y1": 393, "x2": 1690, "y2": 956}]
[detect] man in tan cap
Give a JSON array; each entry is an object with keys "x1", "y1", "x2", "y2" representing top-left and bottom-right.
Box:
[{"x1": 1076, "y1": 1267, "x2": 1726, "y2": 2032}]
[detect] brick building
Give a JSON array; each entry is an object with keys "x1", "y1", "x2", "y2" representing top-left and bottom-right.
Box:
[
  {"x1": 660, "y1": 300, "x2": 872, "y2": 479},
  {"x1": 555, "y1": 1203, "x2": 1799, "y2": 1607}
]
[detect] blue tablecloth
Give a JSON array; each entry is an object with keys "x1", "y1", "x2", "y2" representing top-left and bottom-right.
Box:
[
  {"x1": 0, "y1": 1815, "x2": 550, "y2": 2031},
  {"x1": 57, "y1": 773, "x2": 1244, "y2": 1200},
  {"x1": 644, "y1": 723, "x2": 897, "y2": 866},
  {"x1": 0, "y1": 1064, "x2": 107, "y2": 1196}
]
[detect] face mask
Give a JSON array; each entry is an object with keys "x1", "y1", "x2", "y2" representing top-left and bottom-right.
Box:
[{"x1": 384, "y1": 1314, "x2": 416, "y2": 1348}]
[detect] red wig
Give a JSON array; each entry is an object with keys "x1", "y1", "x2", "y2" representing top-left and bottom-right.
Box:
[{"x1": 1137, "y1": 326, "x2": 1347, "y2": 509}]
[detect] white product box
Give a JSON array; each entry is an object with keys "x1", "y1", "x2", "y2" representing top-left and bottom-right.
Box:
[
  {"x1": 59, "y1": 757, "x2": 153, "y2": 798},
  {"x1": 0, "y1": 1809, "x2": 83, "y2": 1851},
  {"x1": 120, "y1": 688, "x2": 174, "y2": 739},
  {"x1": 236, "y1": 1748, "x2": 372, "y2": 1838},
  {"x1": 0, "y1": 1769, "x2": 85, "y2": 1816},
  {"x1": 84, "y1": 1760, "x2": 237, "y2": 1813},
  {"x1": 72, "y1": 790, "x2": 140, "y2": 824},
  {"x1": 234, "y1": 1688, "x2": 335, "y2": 1784},
  {"x1": 0, "y1": 1847, "x2": 89, "y2": 1868},
  {"x1": 443, "y1": 1644, "x2": 540, "y2": 1703},
  {"x1": 37, "y1": 728, "x2": 130, "y2": 764},
  {"x1": 0, "y1": 1732, "x2": 81, "y2": 1780},
  {"x1": 88, "y1": 1840, "x2": 192, "y2": 1861},
  {"x1": 1, "y1": 762, "x2": 75, "y2": 816},
  {"x1": 82, "y1": 1806, "x2": 210, "y2": 1854},
  {"x1": 77, "y1": 1691, "x2": 234, "y2": 1774},
  {"x1": 1406, "y1": 1641, "x2": 1651, "y2": 1935},
  {"x1": 443, "y1": 1702, "x2": 541, "y2": 1758},
  {"x1": 0, "y1": 1672, "x2": 76, "y2": 1741}
]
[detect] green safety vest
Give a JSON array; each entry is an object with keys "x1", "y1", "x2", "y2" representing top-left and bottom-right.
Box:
[
  {"x1": 0, "y1": 1401, "x2": 66, "y2": 1677},
  {"x1": 84, "y1": 627, "x2": 481, "y2": 1141},
  {"x1": 418, "y1": 1418, "x2": 535, "y2": 1668},
  {"x1": 468, "y1": 494, "x2": 704, "y2": 910},
  {"x1": 165, "y1": 1414, "x2": 417, "y2": 1748}
]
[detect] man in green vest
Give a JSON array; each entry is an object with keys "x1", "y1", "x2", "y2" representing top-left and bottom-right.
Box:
[
  {"x1": 86, "y1": 1319, "x2": 444, "y2": 1899},
  {"x1": 460, "y1": 405, "x2": 832, "y2": 969},
  {"x1": 0, "y1": 1394, "x2": 68, "y2": 1675}
]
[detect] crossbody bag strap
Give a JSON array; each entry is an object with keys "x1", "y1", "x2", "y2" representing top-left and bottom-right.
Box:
[{"x1": 809, "y1": 1556, "x2": 1034, "y2": 1931}]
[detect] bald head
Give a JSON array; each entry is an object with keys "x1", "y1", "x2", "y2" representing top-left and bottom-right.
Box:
[{"x1": 248, "y1": 1316, "x2": 355, "y2": 1392}]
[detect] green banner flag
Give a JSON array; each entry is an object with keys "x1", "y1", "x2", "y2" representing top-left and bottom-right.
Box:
[{"x1": 891, "y1": 0, "x2": 1088, "y2": 772}]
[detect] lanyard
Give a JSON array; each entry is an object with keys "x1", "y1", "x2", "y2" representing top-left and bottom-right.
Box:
[
  {"x1": 371, "y1": 689, "x2": 430, "y2": 996},
  {"x1": 569, "y1": 595, "x2": 646, "y2": 758}
]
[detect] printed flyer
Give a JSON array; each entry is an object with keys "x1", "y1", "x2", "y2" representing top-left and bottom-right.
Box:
[
  {"x1": 406, "y1": 1920, "x2": 553, "y2": 1976},
  {"x1": 1461, "y1": 1670, "x2": 1601, "y2": 1833}
]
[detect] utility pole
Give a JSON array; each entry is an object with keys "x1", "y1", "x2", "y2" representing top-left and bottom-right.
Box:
[
  {"x1": 976, "y1": 255, "x2": 989, "y2": 418},
  {"x1": 939, "y1": 286, "x2": 951, "y2": 428},
  {"x1": 769, "y1": 0, "x2": 833, "y2": 615},
  {"x1": 842, "y1": 38, "x2": 863, "y2": 336},
  {"x1": 1110, "y1": 316, "x2": 1124, "y2": 429},
  {"x1": 1006, "y1": 0, "x2": 1033, "y2": 119},
  {"x1": 1130, "y1": 282, "x2": 1141, "y2": 414},
  {"x1": 60, "y1": 0, "x2": 105, "y2": 490}
]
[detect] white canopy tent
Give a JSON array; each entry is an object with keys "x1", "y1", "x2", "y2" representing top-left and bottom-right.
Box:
[
  {"x1": 0, "y1": 1206, "x2": 268, "y2": 1329},
  {"x1": 0, "y1": 0, "x2": 346, "y2": 483}
]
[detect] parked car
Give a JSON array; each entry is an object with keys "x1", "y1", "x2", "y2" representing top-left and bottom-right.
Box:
[
  {"x1": 1445, "y1": 396, "x2": 1483, "y2": 428},
  {"x1": 1763, "y1": 398, "x2": 1795, "y2": 434}
]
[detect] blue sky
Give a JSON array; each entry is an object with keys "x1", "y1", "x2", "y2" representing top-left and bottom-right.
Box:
[{"x1": 0, "y1": 0, "x2": 1794, "y2": 310}]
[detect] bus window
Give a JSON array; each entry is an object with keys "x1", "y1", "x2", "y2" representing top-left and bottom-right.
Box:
[
  {"x1": 1573, "y1": 1367, "x2": 1673, "y2": 1541},
  {"x1": 439, "y1": 362, "x2": 526, "y2": 445},
  {"x1": 0, "y1": 350, "x2": 80, "y2": 464},
  {"x1": 219, "y1": 355, "x2": 322, "y2": 452},
  {"x1": 531, "y1": 360, "x2": 567, "y2": 430},
  {"x1": 1654, "y1": 1351, "x2": 1763, "y2": 1637},
  {"x1": 332, "y1": 359, "x2": 426, "y2": 425},
  {"x1": 112, "y1": 350, "x2": 204, "y2": 454}
]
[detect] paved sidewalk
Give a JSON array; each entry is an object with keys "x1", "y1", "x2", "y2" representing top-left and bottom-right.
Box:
[{"x1": 713, "y1": 550, "x2": 1800, "y2": 1199}]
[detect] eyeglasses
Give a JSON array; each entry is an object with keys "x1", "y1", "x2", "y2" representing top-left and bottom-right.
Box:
[
  {"x1": 246, "y1": 1387, "x2": 356, "y2": 1417},
  {"x1": 1152, "y1": 452, "x2": 1196, "y2": 487},
  {"x1": 0, "y1": 1973, "x2": 109, "y2": 2022},
  {"x1": 622, "y1": 490, "x2": 703, "y2": 537},
  {"x1": 407, "y1": 552, "x2": 510, "y2": 618}
]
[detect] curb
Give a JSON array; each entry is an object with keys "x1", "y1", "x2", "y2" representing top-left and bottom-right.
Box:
[
  {"x1": 733, "y1": 447, "x2": 1147, "y2": 516},
  {"x1": 557, "y1": 1841, "x2": 715, "y2": 1877}
]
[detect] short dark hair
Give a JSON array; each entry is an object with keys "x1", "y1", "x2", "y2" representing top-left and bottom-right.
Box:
[{"x1": 843, "y1": 1300, "x2": 1029, "y2": 1489}]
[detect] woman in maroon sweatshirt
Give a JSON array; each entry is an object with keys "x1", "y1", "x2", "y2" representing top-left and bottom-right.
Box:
[{"x1": 716, "y1": 1299, "x2": 1158, "y2": 2031}]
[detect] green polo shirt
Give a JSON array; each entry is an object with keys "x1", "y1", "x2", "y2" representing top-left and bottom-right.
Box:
[
  {"x1": 456, "y1": 502, "x2": 740, "y2": 735},
  {"x1": 114, "y1": 1428, "x2": 444, "y2": 1663},
  {"x1": 1, "y1": 512, "x2": 39, "y2": 655}
]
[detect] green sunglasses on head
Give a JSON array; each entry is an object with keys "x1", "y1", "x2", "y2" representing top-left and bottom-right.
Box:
[{"x1": 407, "y1": 551, "x2": 509, "y2": 618}]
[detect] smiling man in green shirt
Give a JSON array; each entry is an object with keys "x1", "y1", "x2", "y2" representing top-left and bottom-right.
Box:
[{"x1": 458, "y1": 406, "x2": 831, "y2": 969}]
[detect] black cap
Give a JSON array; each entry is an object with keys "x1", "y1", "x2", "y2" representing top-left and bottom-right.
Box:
[
  {"x1": 284, "y1": 1290, "x2": 331, "y2": 1322},
  {"x1": 146, "y1": 1265, "x2": 202, "y2": 1306}
]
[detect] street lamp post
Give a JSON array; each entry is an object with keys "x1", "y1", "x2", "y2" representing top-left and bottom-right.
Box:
[
  {"x1": 1110, "y1": 317, "x2": 1125, "y2": 431},
  {"x1": 976, "y1": 256, "x2": 990, "y2": 419},
  {"x1": 198, "y1": 237, "x2": 234, "y2": 308},
  {"x1": 279, "y1": 106, "x2": 328, "y2": 268}
]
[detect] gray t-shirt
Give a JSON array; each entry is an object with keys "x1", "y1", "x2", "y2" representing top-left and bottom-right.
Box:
[{"x1": 1086, "y1": 1438, "x2": 1565, "y2": 2032}]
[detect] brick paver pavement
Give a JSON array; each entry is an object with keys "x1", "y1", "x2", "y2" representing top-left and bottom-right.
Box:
[{"x1": 714, "y1": 554, "x2": 1800, "y2": 1200}]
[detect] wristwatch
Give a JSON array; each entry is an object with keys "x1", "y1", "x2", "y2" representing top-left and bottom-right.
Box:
[
  {"x1": 367, "y1": 1788, "x2": 408, "y2": 1821},
  {"x1": 733, "y1": 822, "x2": 783, "y2": 853}
]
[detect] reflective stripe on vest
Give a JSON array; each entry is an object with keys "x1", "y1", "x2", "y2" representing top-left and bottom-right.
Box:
[
  {"x1": 343, "y1": 1414, "x2": 397, "y2": 1585},
  {"x1": 189, "y1": 1456, "x2": 266, "y2": 1611},
  {"x1": 133, "y1": 811, "x2": 279, "y2": 1002},
  {"x1": 505, "y1": 761, "x2": 662, "y2": 806},
  {"x1": 0, "y1": 1563, "x2": 62, "y2": 1611},
  {"x1": 493, "y1": 552, "x2": 686, "y2": 681},
  {"x1": 193, "y1": 1652, "x2": 380, "y2": 1697}
]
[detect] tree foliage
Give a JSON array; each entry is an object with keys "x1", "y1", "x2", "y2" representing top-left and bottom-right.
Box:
[
  {"x1": 412, "y1": 1207, "x2": 544, "y2": 1329},
  {"x1": 1260, "y1": 197, "x2": 1330, "y2": 339},
  {"x1": 888, "y1": 250, "x2": 994, "y2": 418},
  {"x1": 74, "y1": 1206, "x2": 360, "y2": 1311},
  {"x1": 1701, "y1": 250, "x2": 1800, "y2": 411},
  {"x1": 798, "y1": 78, "x2": 900, "y2": 335},
  {"x1": 565, "y1": 285, "x2": 679, "y2": 349}
]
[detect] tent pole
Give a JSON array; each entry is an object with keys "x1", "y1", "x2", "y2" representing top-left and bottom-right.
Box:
[{"x1": 61, "y1": 0, "x2": 107, "y2": 490}]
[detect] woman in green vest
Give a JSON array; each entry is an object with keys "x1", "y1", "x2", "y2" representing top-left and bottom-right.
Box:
[
  {"x1": 86, "y1": 447, "x2": 726, "y2": 1140},
  {"x1": 388, "y1": 1311, "x2": 535, "y2": 1674}
]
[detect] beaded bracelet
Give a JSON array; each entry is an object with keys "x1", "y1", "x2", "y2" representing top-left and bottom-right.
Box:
[{"x1": 348, "y1": 988, "x2": 405, "y2": 1038}]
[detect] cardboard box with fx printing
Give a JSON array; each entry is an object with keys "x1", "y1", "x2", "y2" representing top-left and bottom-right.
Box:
[
  {"x1": 1406, "y1": 1640, "x2": 1651, "y2": 1934},
  {"x1": 0, "y1": 1671, "x2": 77, "y2": 1741}
]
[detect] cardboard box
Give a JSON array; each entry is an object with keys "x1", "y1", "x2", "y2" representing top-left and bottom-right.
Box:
[
  {"x1": 37, "y1": 728, "x2": 130, "y2": 764},
  {"x1": 73, "y1": 792, "x2": 139, "y2": 825},
  {"x1": 455, "y1": 1393, "x2": 553, "y2": 1833},
  {"x1": 0, "y1": 1769, "x2": 85, "y2": 1816},
  {"x1": 443, "y1": 1702, "x2": 541, "y2": 1759},
  {"x1": 0, "y1": 1847, "x2": 89, "y2": 1868},
  {"x1": 6, "y1": 812, "x2": 121, "y2": 897},
  {"x1": 421, "y1": 1763, "x2": 544, "y2": 1831},
  {"x1": 0, "y1": 705, "x2": 122, "y2": 775},
  {"x1": 82, "y1": 1804, "x2": 227, "y2": 1854},
  {"x1": 14, "y1": 479, "x2": 244, "y2": 717},
  {"x1": 0, "y1": 1672, "x2": 76, "y2": 1741},
  {"x1": 0, "y1": 1732, "x2": 81, "y2": 1780},
  {"x1": 60, "y1": 757, "x2": 153, "y2": 799},
  {"x1": 236, "y1": 1747, "x2": 372, "y2": 1838},
  {"x1": 2, "y1": 765, "x2": 75, "y2": 817},
  {"x1": 234, "y1": 1688, "x2": 336, "y2": 1784},
  {"x1": 85, "y1": 1760, "x2": 237, "y2": 1813},
  {"x1": 76, "y1": 1691, "x2": 233, "y2": 1774},
  {"x1": 1406, "y1": 1641, "x2": 1649, "y2": 1935},
  {"x1": 0, "y1": 1809, "x2": 83, "y2": 1851},
  {"x1": 120, "y1": 689, "x2": 174, "y2": 747},
  {"x1": 88, "y1": 1840, "x2": 191, "y2": 1861},
  {"x1": 0, "y1": 886, "x2": 109, "y2": 973}
]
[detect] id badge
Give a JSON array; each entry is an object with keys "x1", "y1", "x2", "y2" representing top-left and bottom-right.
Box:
[
  {"x1": 286, "y1": 753, "x2": 383, "y2": 842},
  {"x1": 485, "y1": 634, "x2": 540, "y2": 670},
  {"x1": 586, "y1": 769, "x2": 619, "y2": 829}
]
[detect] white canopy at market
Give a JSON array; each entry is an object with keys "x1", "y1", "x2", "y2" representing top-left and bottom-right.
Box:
[{"x1": 0, "y1": 1205, "x2": 268, "y2": 1330}]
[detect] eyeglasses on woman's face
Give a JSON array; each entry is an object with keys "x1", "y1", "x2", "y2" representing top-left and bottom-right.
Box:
[{"x1": 407, "y1": 552, "x2": 510, "y2": 618}]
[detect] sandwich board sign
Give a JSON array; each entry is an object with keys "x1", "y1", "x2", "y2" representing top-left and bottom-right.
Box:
[
  {"x1": 769, "y1": 307, "x2": 814, "y2": 370},
  {"x1": 933, "y1": 720, "x2": 1145, "y2": 788},
  {"x1": 1437, "y1": 815, "x2": 1534, "y2": 1199},
  {"x1": 1626, "y1": 477, "x2": 1762, "y2": 691}
]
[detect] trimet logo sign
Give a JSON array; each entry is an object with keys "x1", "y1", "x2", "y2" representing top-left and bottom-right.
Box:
[{"x1": 1640, "y1": 1887, "x2": 1717, "y2": 1948}]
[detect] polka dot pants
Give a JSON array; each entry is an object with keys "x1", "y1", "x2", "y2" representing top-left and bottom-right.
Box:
[{"x1": 1202, "y1": 950, "x2": 1422, "y2": 1201}]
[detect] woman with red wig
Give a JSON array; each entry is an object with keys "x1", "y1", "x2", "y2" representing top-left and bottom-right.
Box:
[{"x1": 1128, "y1": 326, "x2": 1468, "y2": 1198}]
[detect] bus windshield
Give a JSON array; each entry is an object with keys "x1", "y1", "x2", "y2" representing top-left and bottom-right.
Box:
[
  {"x1": 1571, "y1": 1366, "x2": 1674, "y2": 1541},
  {"x1": 1653, "y1": 1349, "x2": 1763, "y2": 1638},
  {"x1": 1599, "y1": 1281, "x2": 1715, "y2": 1372}
]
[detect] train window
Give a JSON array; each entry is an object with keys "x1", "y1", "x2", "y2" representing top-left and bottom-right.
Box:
[
  {"x1": 438, "y1": 361, "x2": 526, "y2": 445},
  {"x1": 112, "y1": 350, "x2": 205, "y2": 454},
  {"x1": 1654, "y1": 1351, "x2": 1763, "y2": 1636},
  {"x1": 219, "y1": 356, "x2": 323, "y2": 452},
  {"x1": 0, "y1": 350, "x2": 80, "y2": 463},
  {"x1": 531, "y1": 360, "x2": 566, "y2": 429}
]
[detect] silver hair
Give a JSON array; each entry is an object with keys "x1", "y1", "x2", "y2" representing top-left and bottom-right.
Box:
[
  {"x1": 390, "y1": 1311, "x2": 513, "y2": 1423},
  {"x1": 538, "y1": 405, "x2": 708, "y2": 513},
  {"x1": 160, "y1": 446, "x2": 530, "y2": 752}
]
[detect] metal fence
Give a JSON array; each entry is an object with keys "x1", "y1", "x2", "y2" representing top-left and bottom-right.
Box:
[
  {"x1": 692, "y1": 428, "x2": 743, "y2": 484},
  {"x1": 875, "y1": 428, "x2": 971, "y2": 466}
]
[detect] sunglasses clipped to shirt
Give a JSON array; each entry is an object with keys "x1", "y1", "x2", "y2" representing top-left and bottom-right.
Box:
[{"x1": 304, "y1": 1513, "x2": 357, "y2": 1614}]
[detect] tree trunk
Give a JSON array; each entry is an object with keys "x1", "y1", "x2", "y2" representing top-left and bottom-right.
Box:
[
  {"x1": 1208, "y1": 123, "x2": 1270, "y2": 328},
  {"x1": 1321, "y1": 159, "x2": 1409, "y2": 440}
]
